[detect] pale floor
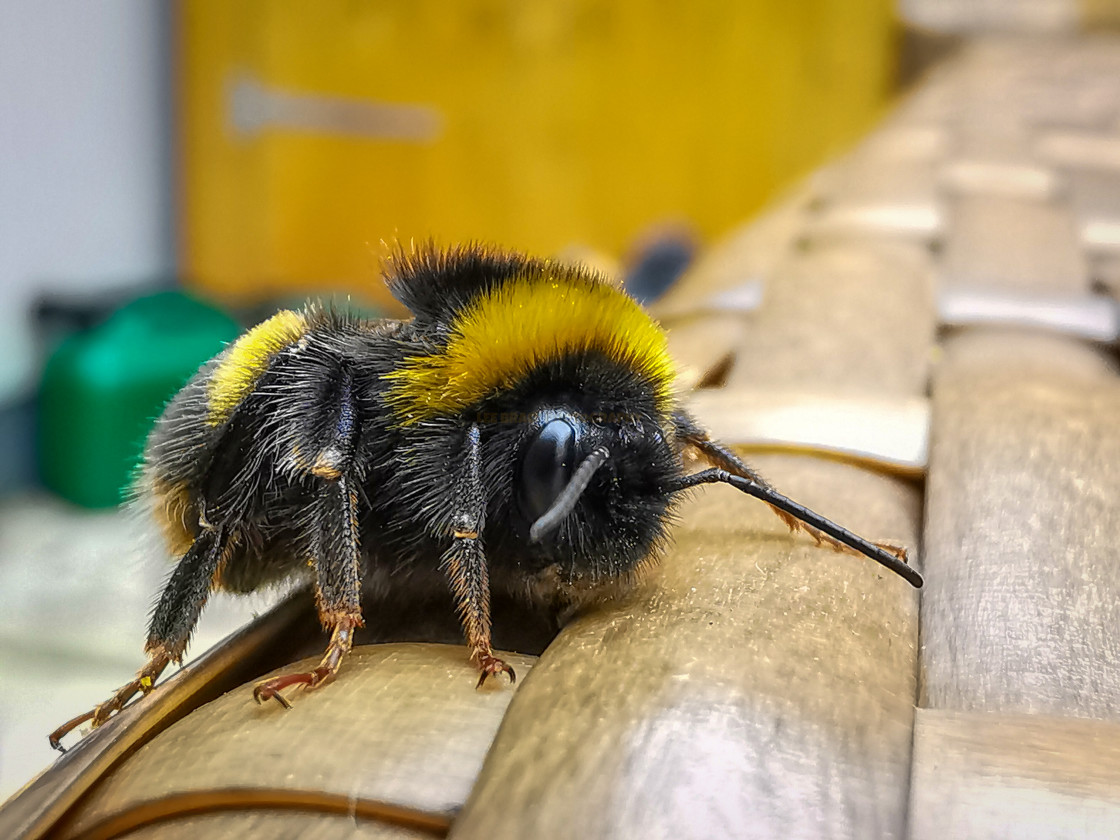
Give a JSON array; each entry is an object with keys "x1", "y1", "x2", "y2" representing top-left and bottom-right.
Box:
[{"x1": 0, "y1": 494, "x2": 289, "y2": 802}]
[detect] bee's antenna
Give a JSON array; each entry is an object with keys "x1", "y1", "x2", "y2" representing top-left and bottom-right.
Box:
[
  {"x1": 529, "y1": 446, "x2": 611, "y2": 543},
  {"x1": 667, "y1": 468, "x2": 923, "y2": 588}
]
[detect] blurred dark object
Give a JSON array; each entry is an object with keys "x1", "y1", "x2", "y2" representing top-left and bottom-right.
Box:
[
  {"x1": 623, "y1": 225, "x2": 698, "y2": 306},
  {"x1": 897, "y1": 26, "x2": 964, "y2": 90},
  {"x1": 0, "y1": 394, "x2": 38, "y2": 497},
  {"x1": 34, "y1": 287, "x2": 166, "y2": 338}
]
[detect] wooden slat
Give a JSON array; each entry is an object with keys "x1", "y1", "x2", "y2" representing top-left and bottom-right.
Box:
[
  {"x1": 118, "y1": 810, "x2": 431, "y2": 840},
  {"x1": 807, "y1": 157, "x2": 944, "y2": 242},
  {"x1": 921, "y1": 330, "x2": 1120, "y2": 716},
  {"x1": 1037, "y1": 130, "x2": 1120, "y2": 171},
  {"x1": 909, "y1": 709, "x2": 1120, "y2": 840},
  {"x1": 55, "y1": 645, "x2": 536, "y2": 840},
  {"x1": 1069, "y1": 170, "x2": 1120, "y2": 255},
  {"x1": 941, "y1": 195, "x2": 1089, "y2": 293},
  {"x1": 728, "y1": 242, "x2": 937, "y2": 397},
  {"x1": 687, "y1": 389, "x2": 929, "y2": 477}
]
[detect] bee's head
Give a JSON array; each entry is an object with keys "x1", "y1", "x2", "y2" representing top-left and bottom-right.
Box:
[
  {"x1": 384, "y1": 244, "x2": 686, "y2": 583},
  {"x1": 497, "y1": 404, "x2": 680, "y2": 581}
]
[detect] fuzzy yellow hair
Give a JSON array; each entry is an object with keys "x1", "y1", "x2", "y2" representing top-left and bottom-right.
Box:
[
  {"x1": 387, "y1": 274, "x2": 675, "y2": 424},
  {"x1": 207, "y1": 309, "x2": 307, "y2": 426}
]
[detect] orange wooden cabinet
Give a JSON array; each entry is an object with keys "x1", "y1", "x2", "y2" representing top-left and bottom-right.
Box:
[{"x1": 179, "y1": 0, "x2": 896, "y2": 306}]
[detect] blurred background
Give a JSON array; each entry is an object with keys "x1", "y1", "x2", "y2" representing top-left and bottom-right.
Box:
[
  {"x1": 1, "y1": 0, "x2": 907, "y2": 508},
  {"x1": 2, "y1": 0, "x2": 1115, "y2": 802}
]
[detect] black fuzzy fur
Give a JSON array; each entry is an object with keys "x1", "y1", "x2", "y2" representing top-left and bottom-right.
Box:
[{"x1": 385, "y1": 242, "x2": 614, "y2": 329}]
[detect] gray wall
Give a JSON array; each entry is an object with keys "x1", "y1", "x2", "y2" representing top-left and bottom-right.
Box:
[{"x1": 0, "y1": 0, "x2": 174, "y2": 401}]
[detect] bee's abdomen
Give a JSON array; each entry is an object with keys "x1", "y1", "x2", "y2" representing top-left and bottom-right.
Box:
[
  {"x1": 137, "y1": 309, "x2": 311, "y2": 559},
  {"x1": 206, "y1": 309, "x2": 309, "y2": 427}
]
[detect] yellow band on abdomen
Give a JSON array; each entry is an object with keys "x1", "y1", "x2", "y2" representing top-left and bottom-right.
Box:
[{"x1": 207, "y1": 309, "x2": 308, "y2": 426}]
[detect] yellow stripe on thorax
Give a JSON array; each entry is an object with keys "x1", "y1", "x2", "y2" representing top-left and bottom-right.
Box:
[
  {"x1": 207, "y1": 310, "x2": 307, "y2": 426},
  {"x1": 387, "y1": 275, "x2": 675, "y2": 424}
]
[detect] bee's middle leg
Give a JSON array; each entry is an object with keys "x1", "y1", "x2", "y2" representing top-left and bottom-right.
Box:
[{"x1": 254, "y1": 472, "x2": 364, "y2": 707}]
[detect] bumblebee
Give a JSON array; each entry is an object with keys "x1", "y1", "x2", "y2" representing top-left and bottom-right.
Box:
[{"x1": 49, "y1": 244, "x2": 921, "y2": 751}]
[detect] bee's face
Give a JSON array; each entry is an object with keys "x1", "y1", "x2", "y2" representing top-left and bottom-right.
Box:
[{"x1": 489, "y1": 406, "x2": 680, "y2": 582}]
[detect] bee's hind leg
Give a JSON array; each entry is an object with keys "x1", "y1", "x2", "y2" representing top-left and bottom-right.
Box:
[
  {"x1": 253, "y1": 472, "x2": 364, "y2": 708},
  {"x1": 48, "y1": 525, "x2": 230, "y2": 751}
]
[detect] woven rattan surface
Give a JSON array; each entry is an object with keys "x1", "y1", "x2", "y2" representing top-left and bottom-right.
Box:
[{"x1": 4, "y1": 35, "x2": 1120, "y2": 840}]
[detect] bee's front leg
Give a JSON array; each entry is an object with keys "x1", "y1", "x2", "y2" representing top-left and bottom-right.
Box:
[
  {"x1": 443, "y1": 532, "x2": 514, "y2": 688},
  {"x1": 441, "y1": 423, "x2": 514, "y2": 688}
]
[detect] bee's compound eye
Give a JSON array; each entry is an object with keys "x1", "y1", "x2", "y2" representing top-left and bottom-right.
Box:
[{"x1": 518, "y1": 418, "x2": 576, "y2": 524}]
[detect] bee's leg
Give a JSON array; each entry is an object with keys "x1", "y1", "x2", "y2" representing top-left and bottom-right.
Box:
[
  {"x1": 444, "y1": 423, "x2": 514, "y2": 688},
  {"x1": 671, "y1": 409, "x2": 910, "y2": 566},
  {"x1": 49, "y1": 525, "x2": 229, "y2": 751},
  {"x1": 253, "y1": 472, "x2": 364, "y2": 707},
  {"x1": 446, "y1": 533, "x2": 514, "y2": 688},
  {"x1": 672, "y1": 409, "x2": 805, "y2": 528}
]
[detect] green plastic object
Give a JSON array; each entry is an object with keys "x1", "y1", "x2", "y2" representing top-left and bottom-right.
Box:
[{"x1": 38, "y1": 291, "x2": 241, "y2": 508}]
